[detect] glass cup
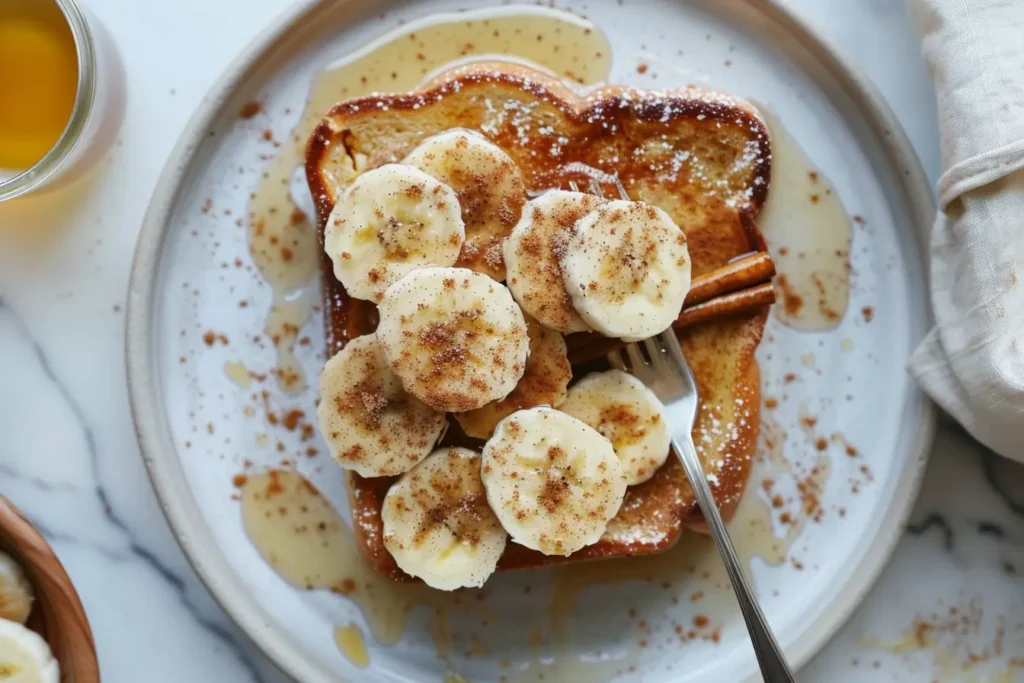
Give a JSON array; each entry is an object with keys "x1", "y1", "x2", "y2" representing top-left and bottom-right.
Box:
[{"x1": 0, "y1": 0, "x2": 125, "y2": 202}]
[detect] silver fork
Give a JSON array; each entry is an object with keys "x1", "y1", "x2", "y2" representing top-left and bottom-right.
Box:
[
  {"x1": 581, "y1": 178, "x2": 795, "y2": 682},
  {"x1": 611, "y1": 333, "x2": 795, "y2": 683}
]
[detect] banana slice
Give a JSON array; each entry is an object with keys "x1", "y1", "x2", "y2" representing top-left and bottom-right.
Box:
[
  {"x1": 0, "y1": 618, "x2": 59, "y2": 683},
  {"x1": 376, "y1": 267, "x2": 530, "y2": 413},
  {"x1": 481, "y1": 407, "x2": 627, "y2": 556},
  {"x1": 454, "y1": 317, "x2": 571, "y2": 439},
  {"x1": 318, "y1": 334, "x2": 447, "y2": 477},
  {"x1": 382, "y1": 447, "x2": 507, "y2": 590},
  {"x1": 559, "y1": 370, "x2": 671, "y2": 485},
  {"x1": 503, "y1": 190, "x2": 604, "y2": 333},
  {"x1": 0, "y1": 553, "x2": 32, "y2": 624},
  {"x1": 405, "y1": 129, "x2": 526, "y2": 281},
  {"x1": 324, "y1": 164, "x2": 465, "y2": 302},
  {"x1": 561, "y1": 199, "x2": 691, "y2": 341}
]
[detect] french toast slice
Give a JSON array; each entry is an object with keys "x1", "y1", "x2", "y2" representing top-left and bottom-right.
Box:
[{"x1": 307, "y1": 63, "x2": 771, "y2": 580}]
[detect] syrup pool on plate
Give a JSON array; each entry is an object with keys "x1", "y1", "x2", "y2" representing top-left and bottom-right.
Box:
[{"x1": 755, "y1": 106, "x2": 854, "y2": 332}]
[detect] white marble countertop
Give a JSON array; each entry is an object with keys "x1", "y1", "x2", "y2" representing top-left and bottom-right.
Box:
[{"x1": 0, "y1": 0, "x2": 1021, "y2": 681}]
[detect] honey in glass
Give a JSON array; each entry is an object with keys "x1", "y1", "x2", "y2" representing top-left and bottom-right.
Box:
[{"x1": 0, "y1": 0, "x2": 79, "y2": 172}]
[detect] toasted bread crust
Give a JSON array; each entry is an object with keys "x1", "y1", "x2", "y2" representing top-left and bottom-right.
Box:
[{"x1": 308, "y1": 63, "x2": 770, "y2": 581}]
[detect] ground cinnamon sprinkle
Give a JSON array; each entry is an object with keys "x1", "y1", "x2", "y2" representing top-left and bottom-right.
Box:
[
  {"x1": 202, "y1": 330, "x2": 229, "y2": 346},
  {"x1": 777, "y1": 274, "x2": 803, "y2": 316},
  {"x1": 798, "y1": 466, "x2": 825, "y2": 521},
  {"x1": 265, "y1": 470, "x2": 284, "y2": 496},
  {"x1": 239, "y1": 101, "x2": 262, "y2": 119},
  {"x1": 232, "y1": 474, "x2": 248, "y2": 488},
  {"x1": 281, "y1": 409, "x2": 305, "y2": 431}
]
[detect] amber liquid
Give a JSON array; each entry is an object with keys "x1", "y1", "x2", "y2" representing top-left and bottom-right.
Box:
[
  {"x1": 334, "y1": 624, "x2": 370, "y2": 668},
  {"x1": 0, "y1": 0, "x2": 78, "y2": 171},
  {"x1": 755, "y1": 106, "x2": 853, "y2": 331}
]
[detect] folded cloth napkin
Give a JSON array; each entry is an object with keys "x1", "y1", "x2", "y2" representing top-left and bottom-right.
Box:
[{"x1": 906, "y1": 0, "x2": 1024, "y2": 463}]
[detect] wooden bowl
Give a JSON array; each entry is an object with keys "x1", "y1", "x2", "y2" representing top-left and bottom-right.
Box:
[{"x1": 0, "y1": 495, "x2": 99, "y2": 682}]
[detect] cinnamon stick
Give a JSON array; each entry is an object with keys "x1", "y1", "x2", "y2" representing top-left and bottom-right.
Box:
[
  {"x1": 684, "y1": 252, "x2": 775, "y2": 308},
  {"x1": 566, "y1": 256, "x2": 776, "y2": 365}
]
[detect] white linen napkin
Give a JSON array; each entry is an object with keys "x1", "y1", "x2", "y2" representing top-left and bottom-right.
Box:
[{"x1": 906, "y1": 0, "x2": 1024, "y2": 462}]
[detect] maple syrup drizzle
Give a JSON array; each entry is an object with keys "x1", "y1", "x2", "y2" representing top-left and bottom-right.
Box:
[
  {"x1": 241, "y1": 448, "x2": 822, "y2": 678},
  {"x1": 756, "y1": 107, "x2": 853, "y2": 332},
  {"x1": 246, "y1": 7, "x2": 611, "y2": 394},
  {"x1": 334, "y1": 623, "x2": 370, "y2": 668},
  {"x1": 240, "y1": 7, "x2": 837, "y2": 677},
  {"x1": 223, "y1": 361, "x2": 252, "y2": 389}
]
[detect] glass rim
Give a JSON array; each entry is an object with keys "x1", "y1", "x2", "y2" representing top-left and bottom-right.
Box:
[{"x1": 0, "y1": 0, "x2": 97, "y2": 202}]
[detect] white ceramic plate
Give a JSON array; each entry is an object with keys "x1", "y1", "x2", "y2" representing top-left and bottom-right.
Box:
[{"x1": 127, "y1": 1, "x2": 936, "y2": 681}]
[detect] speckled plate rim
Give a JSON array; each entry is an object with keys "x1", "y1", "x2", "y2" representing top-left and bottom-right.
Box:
[{"x1": 126, "y1": 1, "x2": 937, "y2": 681}]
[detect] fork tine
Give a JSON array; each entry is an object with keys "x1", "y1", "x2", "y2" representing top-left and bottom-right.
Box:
[
  {"x1": 568, "y1": 180, "x2": 579, "y2": 192},
  {"x1": 588, "y1": 178, "x2": 605, "y2": 199},
  {"x1": 658, "y1": 329, "x2": 696, "y2": 385},
  {"x1": 613, "y1": 176, "x2": 630, "y2": 200},
  {"x1": 609, "y1": 348, "x2": 628, "y2": 371},
  {"x1": 625, "y1": 343, "x2": 646, "y2": 369},
  {"x1": 642, "y1": 337, "x2": 663, "y2": 365}
]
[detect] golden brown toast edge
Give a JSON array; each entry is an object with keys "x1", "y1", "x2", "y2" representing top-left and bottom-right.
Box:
[{"x1": 306, "y1": 63, "x2": 771, "y2": 580}]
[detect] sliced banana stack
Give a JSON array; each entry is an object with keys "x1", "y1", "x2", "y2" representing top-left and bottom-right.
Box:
[
  {"x1": 504, "y1": 190, "x2": 605, "y2": 333},
  {"x1": 376, "y1": 267, "x2": 530, "y2": 413},
  {"x1": 382, "y1": 447, "x2": 507, "y2": 590},
  {"x1": 481, "y1": 407, "x2": 627, "y2": 556},
  {"x1": 561, "y1": 199, "x2": 691, "y2": 341},
  {"x1": 0, "y1": 553, "x2": 32, "y2": 624},
  {"x1": 559, "y1": 370, "x2": 671, "y2": 485},
  {"x1": 454, "y1": 317, "x2": 572, "y2": 440},
  {"x1": 0, "y1": 618, "x2": 58, "y2": 683},
  {"x1": 323, "y1": 163, "x2": 465, "y2": 302},
  {"x1": 318, "y1": 334, "x2": 447, "y2": 477},
  {"x1": 405, "y1": 129, "x2": 526, "y2": 281}
]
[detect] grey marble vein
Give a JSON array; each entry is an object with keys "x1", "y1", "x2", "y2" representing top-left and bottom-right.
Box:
[
  {"x1": 0, "y1": 296, "x2": 272, "y2": 683},
  {"x1": 0, "y1": 462, "x2": 80, "y2": 493},
  {"x1": 905, "y1": 512, "x2": 954, "y2": 550}
]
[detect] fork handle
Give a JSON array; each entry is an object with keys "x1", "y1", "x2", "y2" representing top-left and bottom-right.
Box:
[{"x1": 672, "y1": 436, "x2": 796, "y2": 683}]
